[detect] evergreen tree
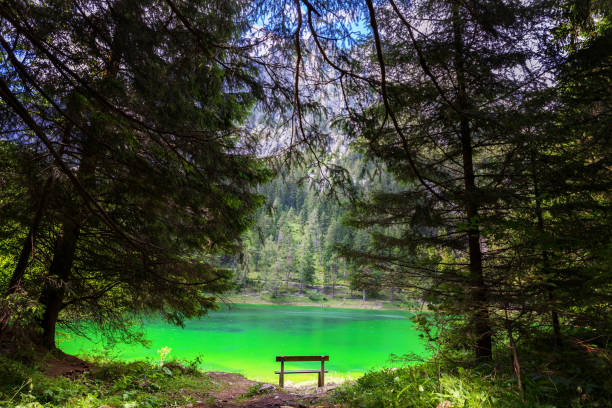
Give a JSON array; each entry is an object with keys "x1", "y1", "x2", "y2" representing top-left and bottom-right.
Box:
[
  {"x1": 333, "y1": 0, "x2": 554, "y2": 360},
  {"x1": 501, "y1": 1, "x2": 612, "y2": 345},
  {"x1": 0, "y1": 0, "x2": 269, "y2": 348},
  {"x1": 298, "y1": 237, "x2": 316, "y2": 291}
]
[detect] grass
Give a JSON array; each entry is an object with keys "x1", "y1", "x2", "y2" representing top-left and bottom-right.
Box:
[
  {"x1": 332, "y1": 364, "x2": 529, "y2": 408},
  {"x1": 331, "y1": 355, "x2": 612, "y2": 408},
  {"x1": 0, "y1": 355, "x2": 214, "y2": 408},
  {"x1": 236, "y1": 382, "x2": 269, "y2": 400}
]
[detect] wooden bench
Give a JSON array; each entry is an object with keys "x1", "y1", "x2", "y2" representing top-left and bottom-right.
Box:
[{"x1": 275, "y1": 355, "x2": 329, "y2": 388}]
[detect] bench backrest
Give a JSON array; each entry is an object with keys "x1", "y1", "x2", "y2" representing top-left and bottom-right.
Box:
[{"x1": 276, "y1": 355, "x2": 329, "y2": 362}]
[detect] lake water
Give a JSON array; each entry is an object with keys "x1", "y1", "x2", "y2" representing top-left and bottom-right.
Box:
[{"x1": 59, "y1": 304, "x2": 427, "y2": 383}]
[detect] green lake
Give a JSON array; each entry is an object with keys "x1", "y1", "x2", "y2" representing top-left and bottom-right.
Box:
[{"x1": 59, "y1": 304, "x2": 427, "y2": 384}]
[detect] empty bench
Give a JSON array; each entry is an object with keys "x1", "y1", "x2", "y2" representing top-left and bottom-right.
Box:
[{"x1": 275, "y1": 355, "x2": 329, "y2": 387}]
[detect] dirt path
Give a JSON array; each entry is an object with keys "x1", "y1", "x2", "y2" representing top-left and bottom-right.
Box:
[
  {"x1": 203, "y1": 372, "x2": 339, "y2": 408},
  {"x1": 44, "y1": 352, "x2": 94, "y2": 378}
]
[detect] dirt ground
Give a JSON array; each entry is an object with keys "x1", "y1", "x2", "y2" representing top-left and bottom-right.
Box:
[
  {"x1": 44, "y1": 351, "x2": 95, "y2": 378},
  {"x1": 203, "y1": 371, "x2": 339, "y2": 408}
]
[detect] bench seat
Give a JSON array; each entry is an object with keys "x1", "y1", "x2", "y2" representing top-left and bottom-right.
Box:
[{"x1": 274, "y1": 369, "x2": 329, "y2": 374}]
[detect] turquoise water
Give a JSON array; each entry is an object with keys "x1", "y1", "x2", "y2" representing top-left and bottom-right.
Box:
[{"x1": 59, "y1": 304, "x2": 427, "y2": 383}]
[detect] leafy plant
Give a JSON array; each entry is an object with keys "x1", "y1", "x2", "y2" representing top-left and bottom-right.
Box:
[{"x1": 156, "y1": 346, "x2": 171, "y2": 367}]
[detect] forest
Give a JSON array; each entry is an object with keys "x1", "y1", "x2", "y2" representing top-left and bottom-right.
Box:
[
  {"x1": 0, "y1": 0, "x2": 611, "y2": 407},
  {"x1": 235, "y1": 153, "x2": 411, "y2": 303}
]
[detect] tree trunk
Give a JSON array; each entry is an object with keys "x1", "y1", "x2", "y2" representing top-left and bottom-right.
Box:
[
  {"x1": 453, "y1": 3, "x2": 492, "y2": 361},
  {"x1": 39, "y1": 134, "x2": 96, "y2": 350},
  {"x1": 40, "y1": 220, "x2": 80, "y2": 350},
  {"x1": 551, "y1": 308, "x2": 561, "y2": 346},
  {"x1": 242, "y1": 265, "x2": 248, "y2": 293},
  {"x1": 40, "y1": 287, "x2": 64, "y2": 351},
  {"x1": 505, "y1": 308, "x2": 524, "y2": 399},
  {"x1": 299, "y1": 272, "x2": 303, "y2": 294},
  {"x1": 532, "y1": 151, "x2": 562, "y2": 347},
  {"x1": 362, "y1": 289, "x2": 366, "y2": 302}
]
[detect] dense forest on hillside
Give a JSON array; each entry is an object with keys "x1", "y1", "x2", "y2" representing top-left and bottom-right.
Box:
[{"x1": 235, "y1": 152, "x2": 414, "y2": 303}]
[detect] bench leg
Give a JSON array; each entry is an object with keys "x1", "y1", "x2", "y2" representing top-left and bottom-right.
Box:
[
  {"x1": 317, "y1": 372, "x2": 322, "y2": 387},
  {"x1": 319, "y1": 361, "x2": 325, "y2": 387},
  {"x1": 279, "y1": 361, "x2": 284, "y2": 388}
]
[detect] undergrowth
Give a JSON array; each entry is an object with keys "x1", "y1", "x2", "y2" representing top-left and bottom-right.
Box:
[
  {"x1": 332, "y1": 358, "x2": 612, "y2": 408},
  {"x1": 0, "y1": 355, "x2": 212, "y2": 408}
]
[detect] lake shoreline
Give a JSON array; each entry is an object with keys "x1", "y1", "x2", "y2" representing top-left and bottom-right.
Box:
[{"x1": 222, "y1": 293, "x2": 421, "y2": 312}]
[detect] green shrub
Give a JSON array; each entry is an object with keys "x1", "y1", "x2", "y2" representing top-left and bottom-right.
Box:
[
  {"x1": 333, "y1": 360, "x2": 612, "y2": 408},
  {"x1": 308, "y1": 292, "x2": 327, "y2": 302},
  {"x1": 0, "y1": 355, "x2": 30, "y2": 394},
  {"x1": 334, "y1": 365, "x2": 538, "y2": 408}
]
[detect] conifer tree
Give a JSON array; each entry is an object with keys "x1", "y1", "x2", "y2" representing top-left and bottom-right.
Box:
[
  {"x1": 499, "y1": 1, "x2": 612, "y2": 345},
  {"x1": 0, "y1": 0, "x2": 269, "y2": 348},
  {"x1": 335, "y1": 0, "x2": 552, "y2": 360}
]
